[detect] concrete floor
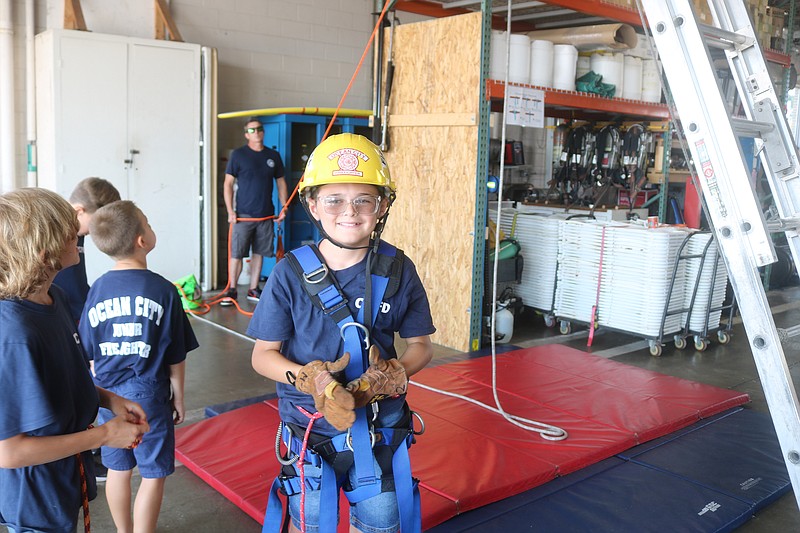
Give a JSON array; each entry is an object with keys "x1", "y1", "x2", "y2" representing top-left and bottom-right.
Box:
[{"x1": 15, "y1": 285, "x2": 800, "y2": 532}]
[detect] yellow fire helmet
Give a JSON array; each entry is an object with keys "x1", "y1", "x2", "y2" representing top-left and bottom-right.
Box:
[{"x1": 300, "y1": 133, "x2": 396, "y2": 198}]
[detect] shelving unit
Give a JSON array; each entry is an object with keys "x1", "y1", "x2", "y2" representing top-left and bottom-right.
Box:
[
  {"x1": 388, "y1": 0, "x2": 792, "y2": 351},
  {"x1": 485, "y1": 80, "x2": 670, "y2": 120}
]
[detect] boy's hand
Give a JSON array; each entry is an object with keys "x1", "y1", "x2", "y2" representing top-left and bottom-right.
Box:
[
  {"x1": 294, "y1": 353, "x2": 355, "y2": 431},
  {"x1": 346, "y1": 345, "x2": 408, "y2": 408},
  {"x1": 172, "y1": 398, "x2": 185, "y2": 425},
  {"x1": 101, "y1": 416, "x2": 150, "y2": 450},
  {"x1": 108, "y1": 393, "x2": 148, "y2": 426}
]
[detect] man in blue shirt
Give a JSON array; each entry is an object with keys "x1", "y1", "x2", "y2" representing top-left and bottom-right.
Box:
[{"x1": 221, "y1": 117, "x2": 288, "y2": 305}]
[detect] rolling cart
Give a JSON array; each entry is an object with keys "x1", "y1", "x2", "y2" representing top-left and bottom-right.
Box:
[{"x1": 653, "y1": 231, "x2": 736, "y2": 356}]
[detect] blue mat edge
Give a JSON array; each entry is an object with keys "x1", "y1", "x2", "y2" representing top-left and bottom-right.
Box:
[{"x1": 426, "y1": 407, "x2": 789, "y2": 532}]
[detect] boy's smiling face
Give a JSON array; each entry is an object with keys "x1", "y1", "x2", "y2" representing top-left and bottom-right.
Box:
[{"x1": 308, "y1": 183, "x2": 387, "y2": 249}]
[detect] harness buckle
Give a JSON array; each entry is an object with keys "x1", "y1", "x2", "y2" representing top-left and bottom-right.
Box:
[
  {"x1": 304, "y1": 264, "x2": 329, "y2": 284},
  {"x1": 411, "y1": 411, "x2": 426, "y2": 435},
  {"x1": 339, "y1": 322, "x2": 371, "y2": 351},
  {"x1": 345, "y1": 426, "x2": 377, "y2": 450}
]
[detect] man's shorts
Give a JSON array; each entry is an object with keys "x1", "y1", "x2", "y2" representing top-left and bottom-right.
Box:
[
  {"x1": 99, "y1": 378, "x2": 174, "y2": 479},
  {"x1": 230, "y1": 216, "x2": 274, "y2": 259}
]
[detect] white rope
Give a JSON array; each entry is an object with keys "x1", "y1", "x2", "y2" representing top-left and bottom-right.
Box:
[
  {"x1": 409, "y1": 380, "x2": 567, "y2": 440},
  {"x1": 407, "y1": 1, "x2": 567, "y2": 442}
]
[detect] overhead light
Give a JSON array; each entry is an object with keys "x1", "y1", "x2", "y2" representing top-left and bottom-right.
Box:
[
  {"x1": 533, "y1": 16, "x2": 606, "y2": 29},
  {"x1": 443, "y1": 0, "x2": 545, "y2": 10},
  {"x1": 510, "y1": 8, "x2": 572, "y2": 21}
]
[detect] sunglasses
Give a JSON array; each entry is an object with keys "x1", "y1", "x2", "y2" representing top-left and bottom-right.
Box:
[{"x1": 246, "y1": 126, "x2": 264, "y2": 134}]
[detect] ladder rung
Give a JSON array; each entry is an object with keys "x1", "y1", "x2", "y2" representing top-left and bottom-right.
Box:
[
  {"x1": 778, "y1": 324, "x2": 800, "y2": 341},
  {"x1": 730, "y1": 117, "x2": 774, "y2": 138},
  {"x1": 766, "y1": 217, "x2": 800, "y2": 233},
  {"x1": 699, "y1": 23, "x2": 753, "y2": 51}
]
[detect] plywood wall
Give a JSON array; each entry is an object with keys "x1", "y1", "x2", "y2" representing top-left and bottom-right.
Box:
[{"x1": 380, "y1": 12, "x2": 482, "y2": 351}]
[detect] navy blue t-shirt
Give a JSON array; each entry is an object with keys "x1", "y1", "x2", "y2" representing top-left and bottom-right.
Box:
[
  {"x1": 246, "y1": 244, "x2": 435, "y2": 436},
  {"x1": 0, "y1": 286, "x2": 99, "y2": 533},
  {"x1": 226, "y1": 145, "x2": 285, "y2": 217},
  {"x1": 53, "y1": 235, "x2": 89, "y2": 323},
  {"x1": 79, "y1": 270, "x2": 199, "y2": 389}
]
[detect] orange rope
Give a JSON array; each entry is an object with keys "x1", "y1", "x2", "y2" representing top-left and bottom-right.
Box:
[
  {"x1": 194, "y1": 1, "x2": 394, "y2": 317},
  {"x1": 77, "y1": 452, "x2": 90, "y2": 533}
]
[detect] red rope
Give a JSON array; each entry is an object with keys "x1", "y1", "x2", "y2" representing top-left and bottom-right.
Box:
[
  {"x1": 76, "y1": 452, "x2": 90, "y2": 533},
  {"x1": 296, "y1": 406, "x2": 324, "y2": 533},
  {"x1": 588, "y1": 225, "x2": 608, "y2": 347}
]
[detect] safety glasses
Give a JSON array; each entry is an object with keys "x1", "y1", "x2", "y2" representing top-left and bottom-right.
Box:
[{"x1": 319, "y1": 195, "x2": 382, "y2": 215}]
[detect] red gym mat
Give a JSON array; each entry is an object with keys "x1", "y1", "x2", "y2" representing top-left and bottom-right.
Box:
[{"x1": 176, "y1": 345, "x2": 748, "y2": 530}]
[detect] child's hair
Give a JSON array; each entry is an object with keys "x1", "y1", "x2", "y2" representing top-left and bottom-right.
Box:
[
  {"x1": 90, "y1": 200, "x2": 145, "y2": 259},
  {"x1": 0, "y1": 188, "x2": 80, "y2": 299},
  {"x1": 69, "y1": 177, "x2": 121, "y2": 213}
]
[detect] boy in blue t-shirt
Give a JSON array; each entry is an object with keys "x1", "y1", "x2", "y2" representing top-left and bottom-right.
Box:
[
  {"x1": 53, "y1": 176, "x2": 121, "y2": 323},
  {"x1": 79, "y1": 200, "x2": 199, "y2": 533},
  {"x1": 249, "y1": 134, "x2": 435, "y2": 533},
  {"x1": 0, "y1": 188, "x2": 149, "y2": 533}
]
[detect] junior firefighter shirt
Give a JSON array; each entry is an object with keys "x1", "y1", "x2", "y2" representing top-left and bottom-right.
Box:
[{"x1": 79, "y1": 269, "x2": 198, "y2": 388}]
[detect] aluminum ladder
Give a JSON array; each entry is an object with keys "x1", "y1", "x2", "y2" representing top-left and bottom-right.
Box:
[{"x1": 639, "y1": 0, "x2": 800, "y2": 506}]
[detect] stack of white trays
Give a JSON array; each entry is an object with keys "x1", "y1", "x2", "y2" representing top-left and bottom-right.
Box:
[
  {"x1": 597, "y1": 224, "x2": 691, "y2": 337},
  {"x1": 488, "y1": 209, "x2": 565, "y2": 312},
  {"x1": 554, "y1": 219, "x2": 621, "y2": 324}
]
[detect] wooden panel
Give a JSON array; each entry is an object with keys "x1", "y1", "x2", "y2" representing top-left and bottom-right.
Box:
[
  {"x1": 388, "y1": 12, "x2": 481, "y2": 117},
  {"x1": 388, "y1": 113, "x2": 477, "y2": 127},
  {"x1": 381, "y1": 12, "x2": 482, "y2": 351}
]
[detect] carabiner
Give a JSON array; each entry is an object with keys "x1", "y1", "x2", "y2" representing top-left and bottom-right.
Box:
[{"x1": 339, "y1": 321, "x2": 370, "y2": 351}]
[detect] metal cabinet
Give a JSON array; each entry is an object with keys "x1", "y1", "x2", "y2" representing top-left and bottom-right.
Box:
[{"x1": 35, "y1": 29, "x2": 213, "y2": 286}]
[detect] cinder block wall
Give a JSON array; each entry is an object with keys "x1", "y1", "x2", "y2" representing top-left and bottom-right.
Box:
[{"x1": 9, "y1": 0, "x2": 387, "y2": 184}]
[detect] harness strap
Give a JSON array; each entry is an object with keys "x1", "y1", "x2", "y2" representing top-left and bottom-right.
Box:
[{"x1": 264, "y1": 241, "x2": 419, "y2": 533}]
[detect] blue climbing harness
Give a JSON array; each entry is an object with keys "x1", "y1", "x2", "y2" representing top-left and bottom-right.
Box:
[{"x1": 261, "y1": 241, "x2": 421, "y2": 533}]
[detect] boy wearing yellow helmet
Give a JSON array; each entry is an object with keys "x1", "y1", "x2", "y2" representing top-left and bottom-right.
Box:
[{"x1": 248, "y1": 134, "x2": 434, "y2": 533}]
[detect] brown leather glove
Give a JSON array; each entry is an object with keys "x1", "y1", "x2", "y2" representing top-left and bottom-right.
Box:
[
  {"x1": 346, "y1": 346, "x2": 408, "y2": 408},
  {"x1": 294, "y1": 353, "x2": 356, "y2": 431}
]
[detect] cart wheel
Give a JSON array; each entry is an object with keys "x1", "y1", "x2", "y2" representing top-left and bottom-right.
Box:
[
  {"x1": 674, "y1": 337, "x2": 687, "y2": 350},
  {"x1": 717, "y1": 330, "x2": 731, "y2": 344},
  {"x1": 559, "y1": 321, "x2": 571, "y2": 335},
  {"x1": 649, "y1": 343, "x2": 663, "y2": 357},
  {"x1": 694, "y1": 338, "x2": 710, "y2": 352},
  {"x1": 544, "y1": 314, "x2": 556, "y2": 328}
]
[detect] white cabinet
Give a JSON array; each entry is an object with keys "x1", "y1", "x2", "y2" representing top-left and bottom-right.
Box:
[{"x1": 36, "y1": 29, "x2": 211, "y2": 286}]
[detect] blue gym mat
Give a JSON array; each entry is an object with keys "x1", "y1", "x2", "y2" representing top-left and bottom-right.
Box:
[{"x1": 428, "y1": 407, "x2": 791, "y2": 532}]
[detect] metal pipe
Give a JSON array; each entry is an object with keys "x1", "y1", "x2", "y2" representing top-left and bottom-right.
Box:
[
  {"x1": 26, "y1": 0, "x2": 36, "y2": 186},
  {"x1": 0, "y1": 0, "x2": 16, "y2": 193}
]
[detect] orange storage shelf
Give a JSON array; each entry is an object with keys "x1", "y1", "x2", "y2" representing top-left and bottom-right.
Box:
[{"x1": 486, "y1": 79, "x2": 671, "y2": 120}]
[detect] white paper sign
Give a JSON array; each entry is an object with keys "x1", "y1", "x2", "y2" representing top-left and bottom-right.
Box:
[{"x1": 505, "y1": 86, "x2": 545, "y2": 128}]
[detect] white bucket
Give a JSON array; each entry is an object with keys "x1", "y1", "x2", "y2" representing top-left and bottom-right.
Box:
[
  {"x1": 591, "y1": 51, "x2": 624, "y2": 97},
  {"x1": 529, "y1": 39, "x2": 554, "y2": 87},
  {"x1": 622, "y1": 55, "x2": 643, "y2": 100},
  {"x1": 552, "y1": 44, "x2": 578, "y2": 91},
  {"x1": 496, "y1": 304, "x2": 514, "y2": 344},
  {"x1": 641, "y1": 58, "x2": 662, "y2": 103},
  {"x1": 576, "y1": 54, "x2": 591, "y2": 79},
  {"x1": 237, "y1": 256, "x2": 251, "y2": 286},
  {"x1": 508, "y1": 33, "x2": 531, "y2": 84},
  {"x1": 490, "y1": 30, "x2": 507, "y2": 81}
]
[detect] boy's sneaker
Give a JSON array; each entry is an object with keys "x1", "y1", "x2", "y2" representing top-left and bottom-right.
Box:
[
  {"x1": 93, "y1": 454, "x2": 108, "y2": 483},
  {"x1": 218, "y1": 288, "x2": 237, "y2": 306},
  {"x1": 247, "y1": 288, "x2": 262, "y2": 302}
]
